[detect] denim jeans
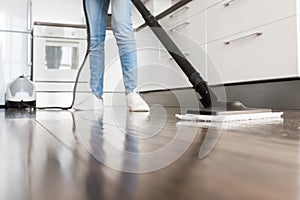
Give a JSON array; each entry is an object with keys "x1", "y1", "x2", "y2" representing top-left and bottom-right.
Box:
[{"x1": 85, "y1": 0, "x2": 138, "y2": 97}]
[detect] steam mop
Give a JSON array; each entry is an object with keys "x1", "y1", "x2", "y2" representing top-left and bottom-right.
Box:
[
  {"x1": 132, "y1": 0, "x2": 283, "y2": 122},
  {"x1": 5, "y1": 75, "x2": 36, "y2": 109}
]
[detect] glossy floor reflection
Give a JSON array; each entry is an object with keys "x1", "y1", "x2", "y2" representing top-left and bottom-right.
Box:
[{"x1": 0, "y1": 107, "x2": 299, "y2": 200}]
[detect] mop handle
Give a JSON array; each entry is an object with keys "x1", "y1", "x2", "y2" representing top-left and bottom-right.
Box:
[{"x1": 131, "y1": 0, "x2": 219, "y2": 108}]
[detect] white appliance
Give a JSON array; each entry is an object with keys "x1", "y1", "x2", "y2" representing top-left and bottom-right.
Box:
[
  {"x1": 5, "y1": 75, "x2": 36, "y2": 108},
  {"x1": 0, "y1": 0, "x2": 32, "y2": 106},
  {"x1": 32, "y1": 22, "x2": 90, "y2": 107}
]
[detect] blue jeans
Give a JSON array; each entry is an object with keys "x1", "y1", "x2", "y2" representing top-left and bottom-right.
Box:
[{"x1": 85, "y1": 0, "x2": 138, "y2": 97}]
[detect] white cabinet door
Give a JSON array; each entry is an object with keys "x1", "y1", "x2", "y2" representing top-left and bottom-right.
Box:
[
  {"x1": 175, "y1": 45, "x2": 207, "y2": 80},
  {"x1": 32, "y1": 0, "x2": 84, "y2": 24},
  {"x1": 135, "y1": 27, "x2": 192, "y2": 90},
  {"x1": 138, "y1": 54, "x2": 191, "y2": 90},
  {"x1": 0, "y1": 0, "x2": 29, "y2": 31},
  {"x1": 137, "y1": 44, "x2": 207, "y2": 90},
  {"x1": 160, "y1": 0, "x2": 203, "y2": 29},
  {"x1": 207, "y1": 17, "x2": 298, "y2": 84},
  {"x1": 163, "y1": 11, "x2": 206, "y2": 51},
  {"x1": 133, "y1": 0, "x2": 172, "y2": 28},
  {"x1": 207, "y1": 0, "x2": 296, "y2": 42},
  {"x1": 160, "y1": 0, "x2": 223, "y2": 29}
]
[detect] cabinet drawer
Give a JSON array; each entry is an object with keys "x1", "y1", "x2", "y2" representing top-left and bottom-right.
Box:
[
  {"x1": 136, "y1": 26, "x2": 160, "y2": 49},
  {"x1": 160, "y1": 44, "x2": 207, "y2": 81},
  {"x1": 160, "y1": 0, "x2": 222, "y2": 29},
  {"x1": 138, "y1": 55, "x2": 191, "y2": 90},
  {"x1": 207, "y1": 0, "x2": 296, "y2": 42},
  {"x1": 35, "y1": 82, "x2": 89, "y2": 92},
  {"x1": 160, "y1": 1, "x2": 199, "y2": 29},
  {"x1": 141, "y1": 44, "x2": 208, "y2": 90},
  {"x1": 163, "y1": 11, "x2": 206, "y2": 51},
  {"x1": 206, "y1": 17, "x2": 298, "y2": 85}
]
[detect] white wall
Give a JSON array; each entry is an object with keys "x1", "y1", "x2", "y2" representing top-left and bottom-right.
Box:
[{"x1": 32, "y1": 0, "x2": 85, "y2": 24}]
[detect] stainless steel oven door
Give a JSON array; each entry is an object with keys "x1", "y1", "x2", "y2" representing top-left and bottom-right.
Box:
[{"x1": 33, "y1": 37, "x2": 88, "y2": 82}]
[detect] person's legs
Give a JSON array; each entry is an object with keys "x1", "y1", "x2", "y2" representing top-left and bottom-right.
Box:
[
  {"x1": 85, "y1": 0, "x2": 110, "y2": 97},
  {"x1": 111, "y1": 0, "x2": 137, "y2": 95},
  {"x1": 111, "y1": 0, "x2": 149, "y2": 112}
]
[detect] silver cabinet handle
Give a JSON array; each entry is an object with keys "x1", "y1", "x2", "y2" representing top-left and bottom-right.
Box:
[
  {"x1": 224, "y1": 32, "x2": 263, "y2": 45},
  {"x1": 223, "y1": 0, "x2": 239, "y2": 7},
  {"x1": 169, "y1": 22, "x2": 190, "y2": 32},
  {"x1": 170, "y1": 6, "x2": 190, "y2": 18}
]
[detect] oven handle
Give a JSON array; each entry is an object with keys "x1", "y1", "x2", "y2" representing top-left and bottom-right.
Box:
[{"x1": 45, "y1": 40, "x2": 80, "y2": 44}]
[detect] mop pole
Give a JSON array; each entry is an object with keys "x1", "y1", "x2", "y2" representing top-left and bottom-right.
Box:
[{"x1": 131, "y1": 0, "x2": 219, "y2": 108}]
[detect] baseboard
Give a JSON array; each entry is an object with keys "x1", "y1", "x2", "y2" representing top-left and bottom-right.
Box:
[{"x1": 141, "y1": 79, "x2": 300, "y2": 110}]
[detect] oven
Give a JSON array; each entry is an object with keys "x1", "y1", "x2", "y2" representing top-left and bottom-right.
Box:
[
  {"x1": 33, "y1": 22, "x2": 88, "y2": 81},
  {"x1": 32, "y1": 22, "x2": 90, "y2": 107}
]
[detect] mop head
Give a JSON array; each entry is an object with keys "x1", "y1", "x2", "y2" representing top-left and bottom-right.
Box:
[
  {"x1": 176, "y1": 101, "x2": 283, "y2": 122},
  {"x1": 175, "y1": 111, "x2": 283, "y2": 122}
]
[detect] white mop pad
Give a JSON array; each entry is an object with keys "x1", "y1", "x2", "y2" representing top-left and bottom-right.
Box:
[{"x1": 175, "y1": 111, "x2": 283, "y2": 122}]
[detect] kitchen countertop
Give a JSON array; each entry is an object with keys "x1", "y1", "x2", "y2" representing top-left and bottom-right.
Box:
[{"x1": 34, "y1": 21, "x2": 86, "y2": 29}]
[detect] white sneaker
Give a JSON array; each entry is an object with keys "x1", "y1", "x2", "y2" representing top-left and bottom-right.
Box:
[
  {"x1": 126, "y1": 90, "x2": 150, "y2": 112},
  {"x1": 73, "y1": 94, "x2": 103, "y2": 111}
]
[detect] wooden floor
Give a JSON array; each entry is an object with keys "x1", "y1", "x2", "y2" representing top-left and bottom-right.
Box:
[{"x1": 0, "y1": 105, "x2": 299, "y2": 200}]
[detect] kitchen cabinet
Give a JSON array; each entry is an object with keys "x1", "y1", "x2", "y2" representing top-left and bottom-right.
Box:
[
  {"x1": 32, "y1": 0, "x2": 85, "y2": 24},
  {"x1": 160, "y1": 1, "x2": 203, "y2": 29},
  {"x1": 206, "y1": 0, "x2": 296, "y2": 43},
  {"x1": 135, "y1": 0, "x2": 210, "y2": 91},
  {"x1": 206, "y1": 0, "x2": 299, "y2": 84},
  {"x1": 160, "y1": 0, "x2": 221, "y2": 29},
  {"x1": 132, "y1": 0, "x2": 173, "y2": 28},
  {"x1": 165, "y1": 11, "x2": 206, "y2": 50},
  {"x1": 207, "y1": 17, "x2": 298, "y2": 84},
  {"x1": 136, "y1": 0, "x2": 300, "y2": 90}
]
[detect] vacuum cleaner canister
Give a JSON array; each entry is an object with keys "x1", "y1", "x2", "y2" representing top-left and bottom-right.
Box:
[{"x1": 5, "y1": 76, "x2": 36, "y2": 108}]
